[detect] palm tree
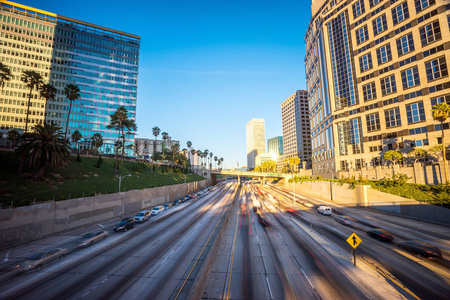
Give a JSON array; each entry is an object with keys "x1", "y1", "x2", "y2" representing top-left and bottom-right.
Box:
[
  {"x1": 6, "y1": 129, "x2": 21, "y2": 149},
  {"x1": 197, "y1": 150, "x2": 202, "y2": 174},
  {"x1": 15, "y1": 123, "x2": 70, "y2": 180},
  {"x1": 161, "y1": 132, "x2": 169, "y2": 163},
  {"x1": 71, "y1": 130, "x2": 82, "y2": 154},
  {"x1": 152, "y1": 126, "x2": 161, "y2": 161},
  {"x1": 432, "y1": 103, "x2": 450, "y2": 184},
  {"x1": 220, "y1": 157, "x2": 224, "y2": 170},
  {"x1": 63, "y1": 84, "x2": 81, "y2": 140},
  {"x1": 203, "y1": 149, "x2": 209, "y2": 171},
  {"x1": 107, "y1": 106, "x2": 137, "y2": 163},
  {"x1": 171, "y1": 144, "x2": 180, "y2": 171},
  {"x1": 40, "y1": 83, "x2": 57, "y2": 123},
  {"x1": 209, "y1": 152, "x2": 213, "y2": 170},
  {"x1": 21, "y1": 70, "x2": 43, "y2": 133},
  {"x1": 0, "y1": 62, "x2": 13, "y2": 90},
  {"x1": 217, "y1": 159, "x2": 221, "y2": 170},
  {"x1": 214, "y1": 156, "x2": 218, "y2": 169},
  {"x1": 91, "y1": 133, "x2": 103, "y2": 154},
  {"x1": 187, "y1": 140, "x2": 192, "y2": 168},
  {"x1": 191, "y1": 149, "x2": 196, "y2": 173}
]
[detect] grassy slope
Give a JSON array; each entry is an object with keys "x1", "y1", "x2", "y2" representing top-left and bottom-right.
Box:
[{"x1": 0, "y1": 151, "x2": 204, "y2": 207}]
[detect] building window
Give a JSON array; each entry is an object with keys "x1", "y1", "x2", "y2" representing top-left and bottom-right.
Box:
[
  {"x1": 415, "y1": 0, "x2": 435, "y2": 13},
  {"x1": 373, "y1": 15, "x2": 387, "y2": 36},
  {"x1": 425, "y1": 56, "x2": 448, "y2": 81},
  {"x1": 392, "y1": 2, "x2": 409, "y2": 25},
  {"x1": 362, "y1": 82, "x2": 377, "y2": 101},
  {"x1": 406, "y1": 102, "x2": 426, "y2": 124},
  {"x1": 396, "y1": 33, "x2": 414, "y2": 56},
  {"x1": 360, "y1": 53, "x2": 373, "y2": 72},
  {"x1": 401, "y1": 67, "x2": 420, "y2": 89},
  {"x1": 350, "y1": 118, "x2": 363, "y2": 154},
  {"x1": 385, "y1": 107, "x2": 401, "y2": 128},
  {"x1": 356, "y1": 25, "x2": 369, "y2": 45},
  {"x1": 352, "y1": 0, "x2": 365, "y2": 18},
  {"x1": 366, "y1": 113, "x2": 381, "y2": 132},
  {"x1": 369, "y1": 0, "x2": 381, "y2": 8},
  {"x1": 380, "y1": 75, "x2": 397, "y2": 95},
  {"x1": 376, "y1": 44, "x2": 392, "y2": 65},
  {"x1": 419, "y1": 21, "x2": 441, "y2": 46}
]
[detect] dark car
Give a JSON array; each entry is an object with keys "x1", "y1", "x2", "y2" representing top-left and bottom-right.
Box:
[
  {"x1": 114, "y1": 218, "x2": 135, "y2": 232},
  {"x1": 398, "y1": 240, "x2": 443, "y2": 259},
  {"x1": 367, "y1": 228, "x2": 394, "y2": 242},
  {"x1": 173, "y1": 199, "x2": 181, "y2": 205}
]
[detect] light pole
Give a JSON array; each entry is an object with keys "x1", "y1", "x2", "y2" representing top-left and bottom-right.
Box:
[{"x1": 119, "y1": 174, "x2": 131, "y2": 192}]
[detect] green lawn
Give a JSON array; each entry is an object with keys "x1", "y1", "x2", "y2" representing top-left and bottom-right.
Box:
[{"x1": 0, "y1": 151, "x2": 204, "y2": 207}]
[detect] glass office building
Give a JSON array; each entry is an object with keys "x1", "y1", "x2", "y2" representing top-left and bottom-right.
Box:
[
  {"x1": 0, "y1": 0, "x2": 140, "y2": 155},
  {"x1": 305, "y1": 0, "x2": 450, "y2": 176},
  {"x1": 246, "y1": 119, "x2": 266, "y2": 169}
]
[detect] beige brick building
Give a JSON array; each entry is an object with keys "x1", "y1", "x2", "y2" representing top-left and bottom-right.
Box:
[{"x1": 305, "y1": 0, "x2": 450, "y2": 176}]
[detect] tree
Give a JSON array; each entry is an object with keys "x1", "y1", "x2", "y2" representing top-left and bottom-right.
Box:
[
  {"x1": 407, "y1": 148, "x2": 428, "y2": 163},
  {"x1": 15, "y1": 123, "x2": 70, "y2": 180},
  {"x1": 214, "y1": 156, "x2": 218, "y2": 169},
  {"x1": 171, "y1": 143, "x2": 180, "y2": 171},
  {"x1": 6, "y1": 129, "x2": 21, "y2": 149},
  {"x1": 0, "y1": 62, "x2": 13, "y2": 90},
  {"x1": 191, "y1": 149, "x2": 197, "y2": 173},
  {"x1": 203, "y1": 149, "x2": 209, "y2": 171},
  {"x1": 71, "y1": 130, "x2": 82, "y2": 153},
  {"x1": 209, "y1": 152, "x2": 213, "y2": 170},
  {"x1": 91, "y1": 133, "x2": 103, "y2": 154},
  {"x1": 40, "y1": 83, "x2": 57, "y2": 123},
  {"x1": 220, "y1": 157, "x2": 224, "y2": 170},
  {"x1": 107, "y1": 106, "x2": 137, "y2": 165},
  {"x1": 428, "y1": 145, "x2": 449, "y2": 162},
  {"x1": 187, "y1": 140, "x2": 192, "y2": 169},
  {"x1": 432, "y1": 103, "x2": 450, "y2": 184},
  {"x1": 21, "y1": 70, "x2": 43, "y2": 133},
  {"x1": 152, "y1": 126, "x2": 161, "y2": 161},
  {"x1": 63, "y1": 84, "x2": 81, "y2": 140},
  {"x1": 196, "y1": 150, "x2": 202, "y2": 173},
  {"x1": 384, "y1": 150, "x2": 403, "y2": 167}
]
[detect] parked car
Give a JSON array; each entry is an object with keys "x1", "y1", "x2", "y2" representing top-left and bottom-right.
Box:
[
  {"x1": 184, "y1": 195, "x2": 191, "y2": 201},
  {"x1": 18, "y1": 248, "x2": 68, "y2": 272},
  {"x1": 335, "y1": 216, "x2": 355, "y2": 226},
  {"x1": 135, "y1": 211, "x2": 151, "y2": 223},
  {"x1": 398, "y1": 240, "x2": 443, "y2": 259},
  {"x1": 367, "y1": 229, "x2": 394, "y2": 242},
  {"x1": 151, "y1": 206, "x2": 164, "y2": 216},
  {"x1": 114, "y1": 217, "x2": 135, "y2": 232},
  {"x1": 317, "y1": 205, "x2": 332, "y2": 215},
  {"x1": 173, "y1": 199, "x2": 181, "y2": 205},
  {"x1": 78, "y1": 231, "x2": 108, "y2": 247},
  {"x1": 163, "y1": 203, "x2": 172, "y2": 210}
]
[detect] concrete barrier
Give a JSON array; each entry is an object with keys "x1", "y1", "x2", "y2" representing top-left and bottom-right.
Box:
[{"x1": 0, "y1": 180, "x2": 206, "y2": 249}]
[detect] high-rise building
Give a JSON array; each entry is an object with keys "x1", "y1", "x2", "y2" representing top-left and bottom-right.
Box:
[
  {"x1": 134, "y1": 138, "x2": 180, "y2": 160},
  {"x1": 305, "y1": 0, "x2": 450, "y2": 176},
  {"x1": 280, "y1": 90, "x2": 311, "y2": 172},
  {"x1": 0, "y1": 1, "x2": 140, "y2": 155},
  {"x1": 246, "y1": 118, "x2": 266, "y2": 169},
  {"x1": 268, "y1": 136, "x2": 283, "y2": 162}
]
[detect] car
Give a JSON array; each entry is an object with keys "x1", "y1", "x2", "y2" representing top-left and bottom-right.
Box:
[
  {"x1": 184, "y1": 195, "x2": 191, "y2": 201},
  {"x1": 134, "y1": 211, "x2": 151, "y2": 223},
  {"x1": 17, "y1": 248, "x2": 68, "y2": 272},
  {"x1": 398, "y1": 240, "x2": 443, "y2": 259},
  {"x1": 114, "y1": 217, "x2": 135, "y2": 232},
  {"x1": 163, "y1": 203, "x2": 172, "y2": 210},
  {"x1": 173, "y1": 199, "x2": 181, "y2": 205},
  {"x1": 335, "y1": 216, "x2": 355, "y2": 226},
  {"x1": 78, "y1": 231, "x2": 108, "y2": 247},
  {"x1": 150, "y1": 206, "x2": 164, "y2": 216},
  {"x1": 317, "y1": 205, "x2": 332, "y2": 215},
  {"x1": 367, "y1": 229, "x2": 394, "y2": 242}
]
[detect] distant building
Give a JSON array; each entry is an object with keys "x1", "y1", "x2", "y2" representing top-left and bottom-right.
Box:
[
  {"x1": 255, "y1": 153, "x2": 274, "y2": 169},
  {"x1": 246, "y1": 119, "x2": 266, "y2": 169},
  {"x1": 279, "y1": 90, "x2": 311, "y2": 172},
  {"x1": 268, "y1": 136, "x2": 283, "y2": 160},
  {"x1": 134, "y1": 138, "x2": 179, "y2": 159}
]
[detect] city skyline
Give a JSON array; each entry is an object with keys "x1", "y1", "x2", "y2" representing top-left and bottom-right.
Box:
[{"x1": 8, "y1": 0, "x2": 310, "y2": 168}]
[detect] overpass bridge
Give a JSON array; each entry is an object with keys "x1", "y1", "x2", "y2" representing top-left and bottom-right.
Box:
[{"x1": 206, "y1": 170, "x2": 288, "y2": 185}]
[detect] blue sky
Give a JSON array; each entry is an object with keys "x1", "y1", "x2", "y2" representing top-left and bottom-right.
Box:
[{"x1": 20, "y1": 0, "x2": 311, "y2": 168}]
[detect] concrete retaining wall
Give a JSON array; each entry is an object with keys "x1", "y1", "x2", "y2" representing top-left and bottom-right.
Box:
[
  {"x1": 285, "y1": 181, "x2": 450, "y2": 225},
  {"x1": 0, "y1": 180, "x2": 207, "y2": 248}
]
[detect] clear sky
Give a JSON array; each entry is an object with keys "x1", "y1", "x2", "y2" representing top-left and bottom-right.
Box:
[{"x1": 19, "y1": 0, "x2": 312, "y2": 169}]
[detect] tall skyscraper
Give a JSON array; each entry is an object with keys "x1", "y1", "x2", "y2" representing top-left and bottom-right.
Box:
[
  {"x1": 305, "y1": 0, "x2": 450, "y2": 175},
  {"x1": 246, "y1": 118, "x2": 266, "y2": 169},
  {"x1": 268, "y1": 136, "x2": 283, "y2": 160},
  {"x1": 280, "y1": 90, "x2": 311, "y2": 171},
  {"x1": 0, "y1": 0, "x2": 140, "y2": 155}
]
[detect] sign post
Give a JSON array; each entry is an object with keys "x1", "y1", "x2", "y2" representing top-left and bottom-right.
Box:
[{"x1": 346, "y1": 232, "x2": 362, "y2": 266}]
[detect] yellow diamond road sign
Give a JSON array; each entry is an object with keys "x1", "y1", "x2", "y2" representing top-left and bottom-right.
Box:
[{"x1": 346, "y1": 232, "x2": 362, "y2": 249}]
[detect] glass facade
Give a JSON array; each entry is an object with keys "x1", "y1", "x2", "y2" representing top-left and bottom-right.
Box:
[{"x1": 0, "y1": 1, "x2": 140, "y2": 155}]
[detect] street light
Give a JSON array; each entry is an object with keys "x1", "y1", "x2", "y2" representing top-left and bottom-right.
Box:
[{"x1": 119, "y1": 174, "x2": 131, "y2": 192}]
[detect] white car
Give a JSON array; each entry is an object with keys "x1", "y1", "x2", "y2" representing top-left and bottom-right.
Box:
[
  {"x1": 135, "y1": 210, "x2": 151, "y2": 223},
  {"x1": 151, "y1": 206, "x2": 164, "y2": 216},
  {"x1": 317, "y1": 205, "x2": 332, "y2": 215}
]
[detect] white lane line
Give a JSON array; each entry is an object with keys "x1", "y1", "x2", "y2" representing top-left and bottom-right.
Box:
[
  {"x1": 4, "y1": 251, "x2": 9, "y2": 262},
  {"x1": 266, "y1": 276, "x2": 274, "y2": 300},
  {"x1": 98, "y1": 224, "x2": 105, "y2": 228},
  {"x1": 161, "y1": 249, "x2": 175, "y2": 265},
  {"x1": 301, "y1": 268, "x2": 315, "y2": 289}
]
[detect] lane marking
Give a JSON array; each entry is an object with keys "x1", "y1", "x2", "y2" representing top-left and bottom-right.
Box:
[
  {"x1": 226, "y1": 210, "x2": 240, "y2": 300},
  {"x1": 301, "y1": 268, "x2": 315, "y2": 289},
  {"x1": 4, "y1": 251, "x2": 9, "y2": 262},
  {"x1": 161, "y1": 249, "x2": 175, "y2": 265},
  {"x1": 266, "y1": 276, "x2": 274, "y2": 300}
]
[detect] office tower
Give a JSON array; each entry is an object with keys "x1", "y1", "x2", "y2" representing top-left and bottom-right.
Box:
[
  {"x1": 0, "y1": 1, "x2": 140, "y2": 155},
  {"x1": 280, "y1": 90, "x2": 312, "y2": 172},
  {"x1": 246, "y1": 118, "x2": 266, "y2": 169},
  {"x1": 305, "y1": 0, "x2": 450, "y2": 175},
  {"x1": 268, "y1": 136, "x2": 283, "y2": 160},
  {"x1": 134, "y1": 138, "x2": 179, "y2": 160}
]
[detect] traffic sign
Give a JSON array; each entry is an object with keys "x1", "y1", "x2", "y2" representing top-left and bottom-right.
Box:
[{"x1": 346, "y1": 232, "x2": 362, "y2": 249}]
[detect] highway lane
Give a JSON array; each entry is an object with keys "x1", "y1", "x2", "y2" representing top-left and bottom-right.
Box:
[
  {"x1": 263, "y1": 183, "x2": 450, "y2": 300},
  {"x1": 0, "y1": 182, "x2": 236, "y2": 300}
]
